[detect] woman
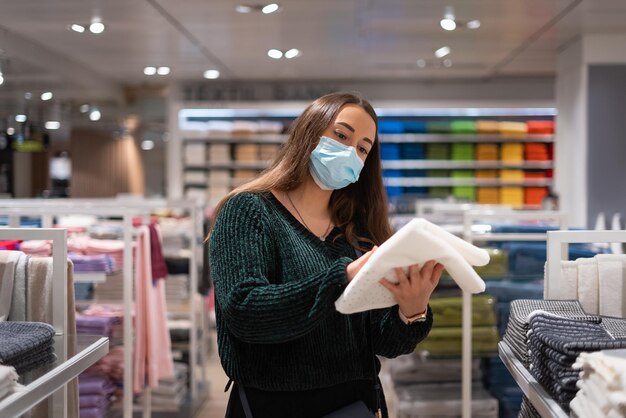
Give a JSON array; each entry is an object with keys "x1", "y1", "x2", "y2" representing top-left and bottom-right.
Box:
[{"x1": 209, "y1": 92, "x2": 443, "y2": 418}]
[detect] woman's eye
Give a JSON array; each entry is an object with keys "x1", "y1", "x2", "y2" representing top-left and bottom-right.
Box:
[
  {"x1": 336, "y1": 131, "x2": 348, "y2": 140},
  {"x1": 358, "y1": 146, "x2": 369, "y2": 155}
]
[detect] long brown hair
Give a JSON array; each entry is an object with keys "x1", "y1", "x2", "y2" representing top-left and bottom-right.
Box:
[{"x1": 208, "y1": 92, "x2": 393, "y2": 249}]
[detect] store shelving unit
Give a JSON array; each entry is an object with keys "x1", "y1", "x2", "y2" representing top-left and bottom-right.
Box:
[
  {"x1": 0, "y1": 200, "x2": 208, "y2": 418},
  {"x1": 497, "y1": 341, "x2": 567, "y2": 418},
  {"x1": 0, "y1": 228, "x2": 109, "y2": 418}
]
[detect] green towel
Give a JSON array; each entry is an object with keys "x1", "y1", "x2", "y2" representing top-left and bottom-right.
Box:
[
  {"x1": 474, "y1": 249, "x2": 508, "y2": 277},
  {"x1": 426, "y1": 170, "x2": 450, "y2": 178},
  {"x1": 451, "y1": 143, "x2": 475, "y2": 160},
  {"x1": 429, "y1": 295, "x2": 497, "y2": 327},
  {"x1": 451, "y1": 121, "x2": 477, "y2": 134},
  {"x1": 426, "y1": 143, "x2": 450, "y2": 160},
  {"x1": 426, "y1": 121, "x2": 451, "y2": 133},
  {"x1": 428, "y1": 187, "x2": 451, "y2": 198},
  {"x1": 451, "y1": 170, "x2": 473, "y2": 178},
  {"x1": 416, "y1": 326, "x2": 499, "y2": 356},
  {"x1": 453, "y1": 186, "x2": 476, "y2": 201}
]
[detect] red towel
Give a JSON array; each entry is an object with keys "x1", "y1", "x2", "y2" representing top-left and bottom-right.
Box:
[
  {"x1": 527, "y1": 121, "x2": 555, "y2": 134},
  {"x1": 148, "y1": 224, "x2": 168, "y2": 282}
]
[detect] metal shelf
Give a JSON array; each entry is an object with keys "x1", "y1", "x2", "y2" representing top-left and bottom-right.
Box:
[
  {"x1": 382, "y1": 160, "x2": 553, "y2": 170},
  {"x1": 379, "y1": 134, "x2": 554, "y2": 143},
  {"x1": 0, "y1": 335, "x2": 109, "y2": 418},
  {"x1": 184, "y1": 162, "x2": 270, "y2": 171},
  {"x1": 183, "y1": 134, "x2": 286, "y2": 145},
  {"x1": 74, "y1": 272, "x2": 107, "y2": 283},
  {"x1": 383, "y1": 178, "x2": 553, "y2": 187},
  {"x1": 498, "y1": 341, "x2": 568, "y2": 418}
]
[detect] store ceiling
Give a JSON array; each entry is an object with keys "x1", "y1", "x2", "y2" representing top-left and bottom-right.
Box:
[{"x1": 0, "y1": 0, "x2": 626, "y2": 105}]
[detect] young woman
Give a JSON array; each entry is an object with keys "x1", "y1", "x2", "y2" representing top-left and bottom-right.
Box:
[{"x1": 209, "y1": 92, "x2": 443, "y2": 418}]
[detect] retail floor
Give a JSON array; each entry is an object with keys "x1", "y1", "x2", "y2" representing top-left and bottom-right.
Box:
[{"x1": 196, "y1": 332, "x2": 398, "y2": 418}]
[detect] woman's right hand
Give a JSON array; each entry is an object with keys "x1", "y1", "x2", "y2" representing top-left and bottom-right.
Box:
[{"x1": 346, "y1": 245, "x2": 378, "y2": 282}]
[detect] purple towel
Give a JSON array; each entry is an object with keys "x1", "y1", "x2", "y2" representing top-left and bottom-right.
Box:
[
  {"x1": 78, "y1": 376, "x2": 115, "y2": 396},
  {"x1": 79, "y1": 394, "x2": 110, "y2": 409},
  {"x1": 79, "y1": 406, "x2": 108, "y2": 418}
]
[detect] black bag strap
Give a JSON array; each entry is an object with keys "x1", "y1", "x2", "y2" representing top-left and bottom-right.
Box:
[{"x1": 238, "y1": 383, "x2": 255, "y2": 418}]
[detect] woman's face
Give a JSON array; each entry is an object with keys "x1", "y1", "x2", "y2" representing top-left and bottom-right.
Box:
[{"x1": 321, "y1": 104, "x2": 377, "y2": 162}]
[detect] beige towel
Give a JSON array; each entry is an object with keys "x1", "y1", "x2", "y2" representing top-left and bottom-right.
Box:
[
  {"x1": 0, "y1": 251, "x2": 22, "y2": 321},
  {"x1": 577, "y1": 257, "x2": 599, "y2": 315},
  {"x1": 8, "y1": 253, "x2": 29, "y2": 321},
  {"x1": 596, "y1": 254, "x2": 626, "y2": 317},
  {"x1": 560, "y1": 260, "x2": 578, "y2": 300}
]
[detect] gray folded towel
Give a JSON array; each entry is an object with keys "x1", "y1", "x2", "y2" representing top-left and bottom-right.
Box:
[{"x1": 0, "y1": 321, "x2": 55, "y2": 364}]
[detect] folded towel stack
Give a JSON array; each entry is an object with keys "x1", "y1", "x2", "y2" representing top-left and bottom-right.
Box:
[
  {"x1": 476, "y1": 144, "x2": 499, "y2": 160},
  {"x1": 83, "y1": 346, "x2": 124, "y2": 386},
  {"x1": 135, "y1": 362, "x2": 189, "y2": 411},
  {"x1": 524, "y1": 187, "x2": 549, "y2": 207},
  {"x1": 451, "y1": 143, "x2": 475, "y2": 160},
  {"x1": 93, "y1": 271, "x2": 125, "y2": 301},
  {"x1": 451, "y1": 170, "x2": 475, "y2": 201},
  {"x1": 84, "y1": 240, "x2": 125, "y2": 272},
  {"x1": 403, "y1": 121, "x2": 427, "y2": 133},
  {"x1": 477, "y1": 187, "x2": 499, "y2": 204},
  {"x1": 499, "y1": 122, "x2": 528, "y2": 135},
  {"x1": 571, "y1": 349, "x2": 626, "y2": 418},
  {"x1": 450, "y1": 121, "x2": 477, "y2": 134},
  {"x1": 76, "y1": 314, "x2": 121, "y2": 339},
  {"x1": 88, "y1": 224, "x2": 124, "y2": 241},
  {"x1": 0, "y1": 322, "x2": 56, "y2": 374},
  {"x1": 476, "y1": 121, "x2": 500, "y2": 134},
  {"x1": 500, "y1": 144, "x2": 524, "y2": 162},
  {"x1": 69, "y1": 254, "x2": 115, "y2": 274},
  {"x1": 257, "y1": 120, "x2": 284, "y2": 134},
  {"x1": 524, "y1": 143, "x2": 550, "y2": 161},
  {"x1": 380, "y1": 143, "x2": 401, "y2": 160},
  {"x1": 400, "y1": 143, "x2": 425, "y2": 159},
  {"x1": 426, "y1": 121, "x2": 451, "y2": 133},
  {"x1": 526, "y1": 120, "x2": 554, "y2": 134},
  {"x1": 0, "y1": 240, "x2": 21, "y2": 251},
  {"x1": 500, "y1": 187, "x2": 524, "y2": 208},
  {"x1": 378, "y1": 120, "x2": 405, "y2": 134},
  {"x1": 519, "y1": 396, "x2": 541, "y2": 418},
  {"x1": 425, "y1": 143, "x2": 450, "y2": 159},
  {"x1": 78, "y1": 375, "x2": 116, "y2": 418},
  {"x1": 484, "y1": 281, "x2": 544, "y2": 336},
  {"x1": 503, "y1": 300, "x2": 601, "y2": 368},
  {"x1": 475, "y1": 170, "x2": 497, "y2": 178},
  {"x1": 526, "y1": 312, "x2": 626, "y2": 412},
  {"x1": 19, "y1": 240, "x2": 52, "y2": 257}
]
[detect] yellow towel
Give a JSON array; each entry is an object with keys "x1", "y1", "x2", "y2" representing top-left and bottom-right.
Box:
[
  {"x1": 500, "y1": 169, "x2": 524, "y2": 180},
  {"x1": 499, "y1": 122, "x2": 528, "y2": 135},
  {"x1": 500, "y1": 143, "x2": 524, "y2": 162},
  {"x1": 500, "y1": 187, "x2": 524, "y2": 208}
]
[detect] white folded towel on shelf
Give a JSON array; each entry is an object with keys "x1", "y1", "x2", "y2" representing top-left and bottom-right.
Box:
[
  {"x1": 577, "y1": 257, "x2": 599, "y2": 315},
  {"x1": 596, "y1": 254, "x2": 626, "y2": 317},
  {"x1": 548, "y1": 260, "x2": 578, "y2": 300},
  {"x1": 611, "y1": 213, "x2": 624, "y2": 255},
  {"x1": 0, "y1": 251, "x2": 22, "y2": 321},
  {"x1": 335, "y1": 218, "x2": 489, "y2": 314}
]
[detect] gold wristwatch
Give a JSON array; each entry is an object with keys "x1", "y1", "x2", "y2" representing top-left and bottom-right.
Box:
[{"x1": 399, "y1": 308, "x2": 428, "y2": 325}]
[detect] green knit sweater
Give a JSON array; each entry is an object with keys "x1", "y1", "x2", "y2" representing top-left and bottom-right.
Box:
[{"x1": 209, "y1": 192, "x2": 433, "y2": 391}]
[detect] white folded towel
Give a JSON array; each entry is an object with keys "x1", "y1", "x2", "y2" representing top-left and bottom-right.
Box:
[
  {"x1": 577, "y1": 257, "x2": 599, "y2": 315},
  {"x1": 611, "y1": 213, "x2": 624, "y2": 255},
  {"x1": 335, "y1": 218, "x2": 489, "y2": 314},
  {"x1": 597, "y1": 254, "x2": 626, "y2": 317}
]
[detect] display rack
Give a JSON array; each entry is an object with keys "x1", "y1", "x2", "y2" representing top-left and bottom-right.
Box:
[
  {"x1": 461, "y1": 210, "x2": 567, "y2": 418},
  {"x1": 0, "y1": 228, "x2": 108, "y2": 418}
]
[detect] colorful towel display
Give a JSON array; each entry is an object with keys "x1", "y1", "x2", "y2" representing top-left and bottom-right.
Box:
[
  {"x1": 451, "y1": 143, "x2": 475, "y2": 160},
  {"x1": 477, "y1": 187, "x2": 500, "y2": 204},
  {"x1": 500, "y1": 187, "x2": 524, "y2": 208},
  {"x1": 425, "y1": 143, "x2": 450, "y2": 159},
  {"x1": 524, "y1": 187, "x2": 549, "y2": 206},
  {"x1": 426, "y1": 121, "x2": 452, "y2": 133},
  {"x1": 499, "y1": 122, "x2": 528, "y2": 135},
  {"x1": 526, "y1": 120, "x2": 554, "y2": 134},
  {"x1": 475, "y1": 144, "x2": 499, "y2": 160},
  {"x1": 476, "y1": 120, "x2": 500, "y2": 133},
  {"x1": 380, "y1": 143, "x2": 401, "y2": 160},
  {"x1": 450, "y1": 120, "x2": 477, "y2": 134},
  {"x1": 524, "y1": 143, "x2": 550, "y2": 161},
  {"x1": 475, "y1": 170, "x2": 498, "y2": 178},
  {"x1": 499, "y1": 169, "x2": 524, "y2": 180},
  {"x1": 500, "y1": 143, "x2": 524, "y2": 162}
]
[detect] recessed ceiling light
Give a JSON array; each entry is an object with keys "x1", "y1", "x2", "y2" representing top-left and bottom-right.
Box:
[
  {"x1": 235, "y1": 5, "x2": 252, "y2": 13},
  {"x1": 24, "y1": 92, "x2": 32, "y2": 100},
  {"x1": 267, "y1": 49, "x2": 283, "y2": 59},
  {"x1": 157, "y1": 66, "x2": 170, "y2": 75},
  {"x1": 80, "y1": 104, "x2": 90, "y2": 113},
  {"x1": 262, "y1": 3, "x2": 280, "y2": 14},
  {"x1": 141, "y1": 140, "x2": 155, "y2": 151},
  {"x1": 45, "y1": 121, "x2": 61, "y2": 130},
  {"x1": 466, "y1": 20, "x2": 481, "y2": 29},
  {"x1": 443, "y1": 59, "x2": 452, "y2": 67},
  {"x1": 203, "y1": 69, "x2": 220, "y2": 79},
  {"x1": 15, "y1": 115, "x2": 27, "y2": 123},
  {"x1": 284, "y1": 48, "x2": 300, "y2": 59},
  {"x1": 7, "y1": 127, "x2": 14, "y2": 135},
  {"x1": 41, "y1": 92, "x2": 53, "y2": 101},
  {"x1": 435, "y1": 46, "x2": 451, "y2": 58},
  {"x1": 0, "y1": 74, "x2": 3, "y2": 86},
  {"x1": 70, "y1": 24, "x2": 85, "y2": 33},
  {"x1": 89, "y1": 109, "x2": 101, "y2": 121},
  {"x1": 89, "y1": 20, "x2": 105, "y2": 34},
  {"x1": 416, "y1": 59, "x2": 426, "y2": 68},
  {"x1": 143, "y1": 66, "x2": 157, "y2": 76},
  {"x1": 440, "y1": 18, "x2": 456, "y2": 31}
]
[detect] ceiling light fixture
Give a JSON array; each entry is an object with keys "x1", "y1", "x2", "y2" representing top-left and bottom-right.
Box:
[
  {"x1": 89, "y1": 17, "x2": 105, "y2": 34},
  {"x1": 157, "y1": 66, "x2": 170, "y2": 75},
  {"x1": 6, "y1": 128, "x2": 14, "y2": 135},
  {"x1": 267, "y1": 49, "x2": 283, "y2": 59},
  {"x1": 0, "y1": 73, "x2": 3, "y2": 86},
  {"x1": 416, "y1": 59, "x2": 426, "y2": 68},
  {"x1": 284, "y1": 48, "x2": 300, "y2": 59},
  {"x1": 141, "y1": 140, "x2": 155, "y2": 151},
  {"x1": 435, "y1": 46, "x2": 451, "y2": 58},
  {"x1": 70, "y1": 24, "x2": 85, "y2": 33},
  {"x1": 15, "y1": 115, "x2": 27, "y2": 123},
  {"x1": 89, "y1": 109, "x2": 101, "y2": 121},
  {"x1": 440, "y1": 6, "x2": 456, "y2": 31},
  {"x1": 143, "y1": 66, "x2": 157, "y2": 76},
  {"x1": 80, "y1": 104, "x2": 90, "y2": 113},
  {"x1": 203, "y1": 69, "x2": 220, "y2": 79},
  {"x1": 45, "y1": 121, "x2": 61, "y2": 130},
  {"x1": 466, "y1": 20, "x2": 481, "y2": 29},
  {"x1": 24, "y1": 92, "x2": 32, "y2": 100},
  {"x1": 235, "y1": 5, "x2": 253, "y2": 13},
  {"x1": 262, "y1": 3, "x2": 280, "y2": 14},
  {"x1": 41, "y1": 91, "x2": 53, "y2": 101}
]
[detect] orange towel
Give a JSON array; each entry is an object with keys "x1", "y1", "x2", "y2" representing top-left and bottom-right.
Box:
[
  {"x1": 476, "y1": 121, "x2": 500, "y2": 134},
  {"x1": 476, "y1": 144, "x2": 499, "y2": 161},
  {"x1": 477, "y1": 187, "x2": 500, "y2": 204},
  {"x1": 501, "y1": 143, "x2": 524, "y2": 162},
  {"x1": 476, "y1": 170, "x2": 498, "y2": 178},
  {"x1": 527, "y1": 121, "x2": 555, "y2": 134},
  {"x1": 525, "y1": 187, "x2": 549, "y2": 206}
]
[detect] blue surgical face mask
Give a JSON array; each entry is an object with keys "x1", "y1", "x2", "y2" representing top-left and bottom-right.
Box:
[{"x1": 309, "y1": 136, "x2": 365, "y2": 190}]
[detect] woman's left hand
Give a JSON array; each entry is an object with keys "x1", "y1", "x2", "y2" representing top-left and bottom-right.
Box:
[{"x1": 378, "y1": 260, "x2": 444, "y2": 317}]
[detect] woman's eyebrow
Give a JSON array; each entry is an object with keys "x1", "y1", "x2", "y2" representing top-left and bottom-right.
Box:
[{"x1": 336, "y1": 121, "x2": 355, "y2": 132}]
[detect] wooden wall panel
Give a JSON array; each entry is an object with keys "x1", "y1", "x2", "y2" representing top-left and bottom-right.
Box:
[{"x1": 70, "y1": 129, "x2": 145, "y2": 197}]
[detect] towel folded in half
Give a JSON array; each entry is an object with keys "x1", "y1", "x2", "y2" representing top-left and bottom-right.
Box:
[{"x1": 335, "y1": 218, "x2": 489, "y2": 314}]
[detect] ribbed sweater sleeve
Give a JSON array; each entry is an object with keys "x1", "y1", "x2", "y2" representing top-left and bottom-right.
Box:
[
  {"x1": 370, "y1": 305, "x2": 433, "y2": 358},
  {"x1": 210, "y1": 193, "x2": 352, "y2": 344}
]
